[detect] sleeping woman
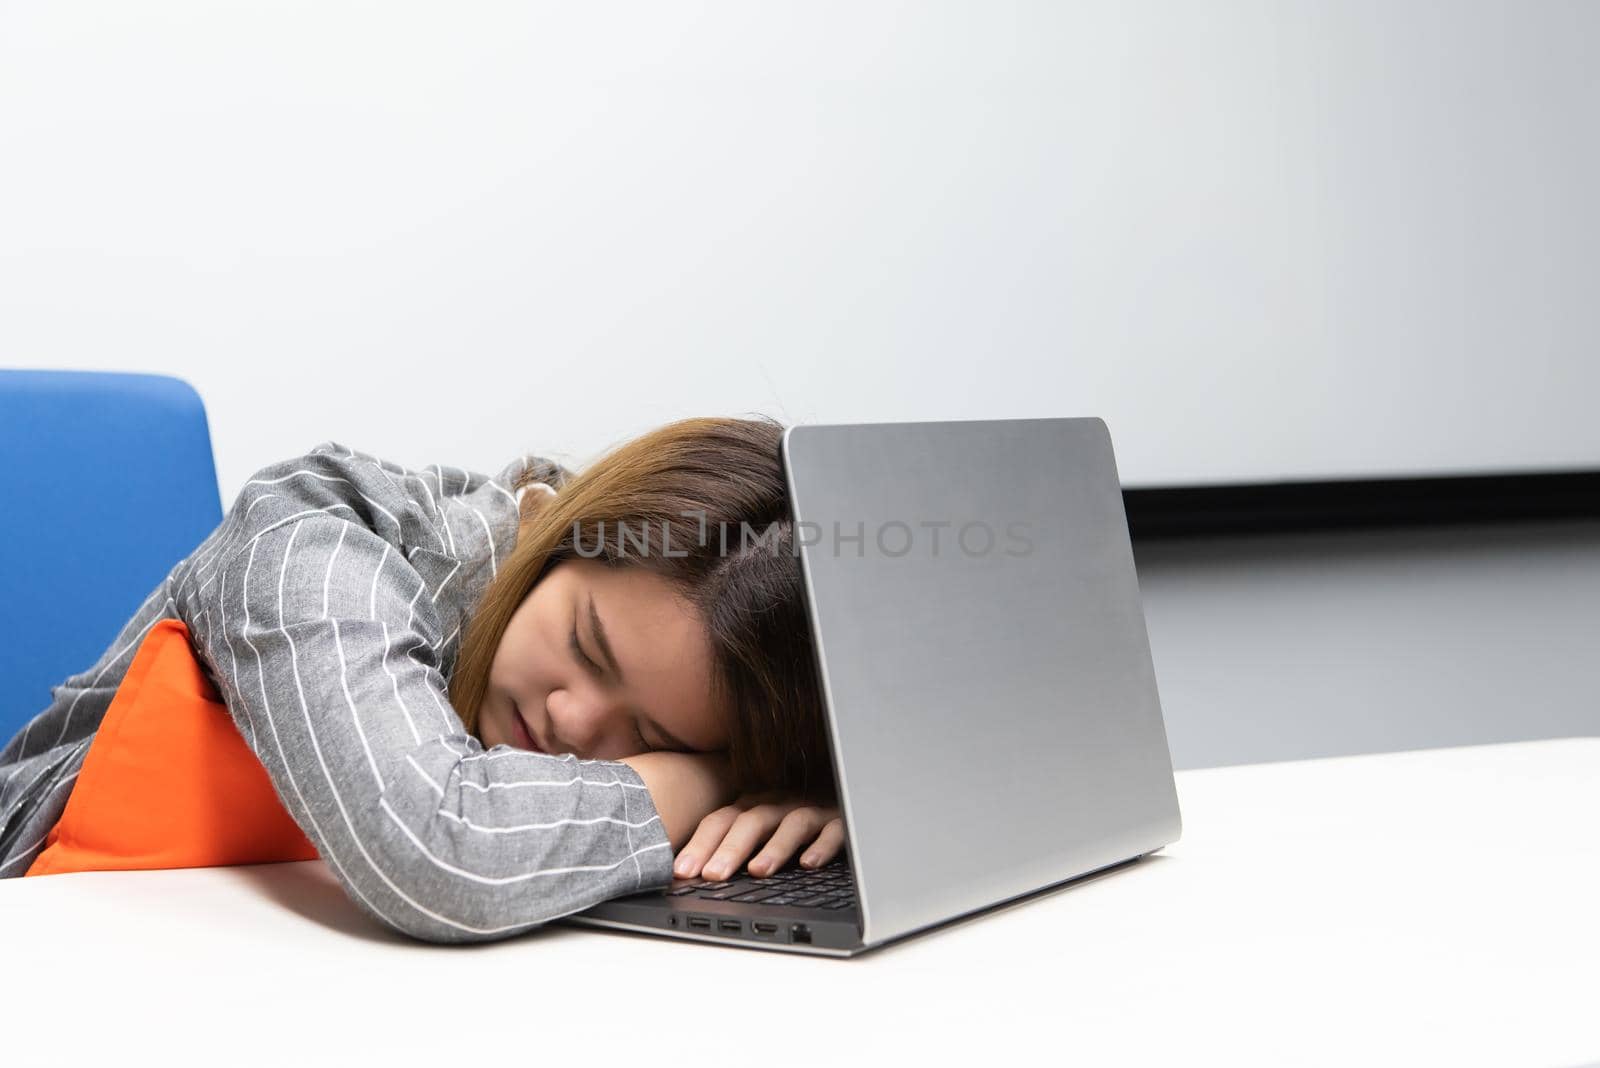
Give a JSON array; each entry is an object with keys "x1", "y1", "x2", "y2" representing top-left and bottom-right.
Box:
[{"x1": 0, "y1": 414, "x2": 844, "y2": 942}]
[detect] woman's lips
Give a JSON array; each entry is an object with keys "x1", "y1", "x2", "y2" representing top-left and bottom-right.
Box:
[{"x1": 510, "y1": 700, "x2": 546, "y2": 753}]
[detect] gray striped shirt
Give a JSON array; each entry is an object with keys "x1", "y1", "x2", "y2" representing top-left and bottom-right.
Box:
[{"x1": 0, "y1": 440, "x2": 675, "y2": 942}]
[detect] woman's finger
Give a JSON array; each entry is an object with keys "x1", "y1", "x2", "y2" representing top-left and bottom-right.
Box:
[
  {"x1": 699, "y1": 803, "x2": 795, "y2": 880},
  {"x1": 747, "y1": 808, "x2": 840, "y2": 876},
  {"x1": 673, "y1": 805, "x2": 743, "y2": 878},
  {"x1": 797, "y1": 816, "x2": 847, "y2": 868}
]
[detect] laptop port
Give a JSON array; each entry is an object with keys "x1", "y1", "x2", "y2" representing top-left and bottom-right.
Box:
[
  {"x1": 752, "y1": 922, "x2": 778, "y2": 936},
  {"x1": 718, "y1": 919, "x2": 741, "y2": 933},
  {"x1": 791, "y1": 923, "x2": 812, "y2": 944},
  {"x1": 687, "y1": 916, "x2": 711, "y2": 930}
]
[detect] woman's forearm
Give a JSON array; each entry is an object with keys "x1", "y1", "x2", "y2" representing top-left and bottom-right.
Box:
[{"x1": 618, "y1": 751, "x2": 737, "y2": 852}]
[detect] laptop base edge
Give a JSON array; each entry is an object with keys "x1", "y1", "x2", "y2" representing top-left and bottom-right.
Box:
[{"x1": 555, "y1": 913, "x2": 866, "y2": 957}]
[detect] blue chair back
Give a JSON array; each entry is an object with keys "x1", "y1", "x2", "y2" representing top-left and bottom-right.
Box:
[{"x1": 0, "y1": 370, "x2": 222, "y2": 743}]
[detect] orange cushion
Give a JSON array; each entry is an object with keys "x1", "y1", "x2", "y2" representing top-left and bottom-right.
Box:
[{"x1": 25, "y1": 618, "x2": 318, "y2": 877}]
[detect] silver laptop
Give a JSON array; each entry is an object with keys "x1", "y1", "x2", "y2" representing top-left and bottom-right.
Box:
[{"x1": 558, "y1": 416, "x2": 1182, "y2": 957}]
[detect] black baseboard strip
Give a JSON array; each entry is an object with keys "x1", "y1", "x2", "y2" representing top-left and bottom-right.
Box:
[{"x1": 1123, "y1": 469, "x2": 1600, "y2": 539}]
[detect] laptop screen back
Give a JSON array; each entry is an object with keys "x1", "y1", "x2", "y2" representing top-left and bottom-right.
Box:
[{"x1": 782, "y1": 416, "x2": 1181, "y2": 948}]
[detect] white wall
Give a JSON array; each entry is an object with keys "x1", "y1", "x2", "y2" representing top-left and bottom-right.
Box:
[{"x1": 3, "y1": 1, "x2": 1596, "y2": 506}]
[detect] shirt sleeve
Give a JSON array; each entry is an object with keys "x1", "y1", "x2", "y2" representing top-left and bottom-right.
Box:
[{"x1": 185, "y1": 505, "x2": 675, "y2": 944}]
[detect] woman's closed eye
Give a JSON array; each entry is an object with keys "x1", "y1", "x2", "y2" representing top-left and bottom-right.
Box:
[
  {"x1": 570, "y1": 615, "x2": 655, "y2": 753},
  {"x1": 568, "y1": 617, "x2": 601, "y2": 679}
]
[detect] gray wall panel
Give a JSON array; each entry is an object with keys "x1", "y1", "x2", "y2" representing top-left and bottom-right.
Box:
[{"x1": 1136, "y1": 520, "x2": 1600, "y2": 768}]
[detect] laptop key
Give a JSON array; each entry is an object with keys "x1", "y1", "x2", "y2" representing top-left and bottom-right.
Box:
[
  {"x1": 729, "y1": 889, "x2": 785, "y2": 903},
  {"x1": 702, "y1": 886, "x2": 764, "y2": 900}
]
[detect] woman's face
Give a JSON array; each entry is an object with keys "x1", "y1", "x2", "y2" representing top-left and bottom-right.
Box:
[{"x1": 480, "y1": 557, "x2": 730, "y2": 760}]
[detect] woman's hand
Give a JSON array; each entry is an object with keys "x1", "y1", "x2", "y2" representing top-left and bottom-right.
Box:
[
  {"x1": 672, "y1": 791, "x2": 846, "y2": 881},
  {"x1": 516, "y1": 481, "x2": 558, "y2": 524}
]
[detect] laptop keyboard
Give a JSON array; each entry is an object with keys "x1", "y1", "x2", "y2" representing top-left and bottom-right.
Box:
[{"x1": 667, "y1": 857, "x2": 856, "y2": 909}]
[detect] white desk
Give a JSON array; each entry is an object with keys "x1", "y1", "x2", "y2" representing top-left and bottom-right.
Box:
[{"x1": 5, "y1": 739, "x2": 1596, "y2": 1066}]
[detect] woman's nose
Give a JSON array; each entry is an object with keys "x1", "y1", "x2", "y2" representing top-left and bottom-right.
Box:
[{"x1": 546, "y1": 686, "x2": 625, "y2": 754}]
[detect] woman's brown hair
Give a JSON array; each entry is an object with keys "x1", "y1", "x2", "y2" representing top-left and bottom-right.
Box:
[{"x1": 447, "y1": 414, "x2": 836, "y2": 804}]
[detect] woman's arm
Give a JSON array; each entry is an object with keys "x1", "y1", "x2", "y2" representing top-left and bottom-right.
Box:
[
  {"x1": 617, "y1": 751, "x2": 739, "y2": 852},
  {"x1": 181, "y1": 448, "x2": 676, "y2": 944}
]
